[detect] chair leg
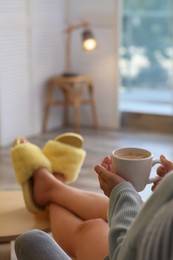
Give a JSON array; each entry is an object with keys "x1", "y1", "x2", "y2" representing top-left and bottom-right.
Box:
[
  {"x1": 88, "y1": 84, "x2": 98, "y2": 130},
  {"x1": 73, "y1": 99, "x2": 80, "y2": 133},
  {"x1": 42, "y1": 104, "x2": 50, "y2": 133},
  {"x1": 63, "y1": 92, "x2": 69, "y2": 127},
  {"x1": 42, "y1": 83, "x2": 55, "y2": 133},
  {"x1": 91, "y1": 99, "x2": 98, "y2": 130}
]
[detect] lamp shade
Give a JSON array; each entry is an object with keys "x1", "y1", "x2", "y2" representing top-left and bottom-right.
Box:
[{"x1": 82, "y1": 30, "x2": 97, "y2": 51}]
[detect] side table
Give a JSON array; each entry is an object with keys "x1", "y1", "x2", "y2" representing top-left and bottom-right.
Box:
[{"x1": 43, "y1": 75, "x2": 98, "y2": 133}]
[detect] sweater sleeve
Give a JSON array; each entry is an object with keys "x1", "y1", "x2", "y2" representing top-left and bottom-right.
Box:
[
  {"x1": 117, "y1": 170, "x2": 173, "y2": 260},
  {"x1": 107, "y1": 181, "x2": 143, "y2": 260}
]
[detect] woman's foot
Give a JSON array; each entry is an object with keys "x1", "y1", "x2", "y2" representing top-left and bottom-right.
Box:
[
  {"x1": 33, "y1": 168, "x2": 65, "y2": 208},
  {"x1": 54, "y1": 172, "x2": 66, "y2": 182},
  {"x1": 11, "y1": 137, "x2": 53, "y2": 213}
]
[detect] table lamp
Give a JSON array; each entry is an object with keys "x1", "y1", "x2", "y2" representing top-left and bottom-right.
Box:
[{"x1": 62, "y1": 21, "x2": 97, "y2": 77}]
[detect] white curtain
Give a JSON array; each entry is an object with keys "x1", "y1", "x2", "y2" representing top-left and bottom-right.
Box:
[{"x1": 0, "y1": 0, "x2": 65, "y2": 146}]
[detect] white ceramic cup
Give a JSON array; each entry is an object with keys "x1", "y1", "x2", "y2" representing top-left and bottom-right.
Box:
[{"x1": 111, "y1": 147, "x2": 161, "y2": 192}]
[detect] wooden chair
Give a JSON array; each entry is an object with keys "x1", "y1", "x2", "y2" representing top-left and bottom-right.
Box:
[
  {"x1": 42, "y1": 75, "x2": 98, "y2": 133},
  {"x1": 0, "y1": 191, "x2": 50, "y2": 260}
]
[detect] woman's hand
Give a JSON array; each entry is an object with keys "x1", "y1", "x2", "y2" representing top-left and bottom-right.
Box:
[
  {"x1": 151, "y1": 154, "x2": 173, "y2": 191},
  {"x1": 94, "y1": 156, "x2": 124, "y2": 197}
]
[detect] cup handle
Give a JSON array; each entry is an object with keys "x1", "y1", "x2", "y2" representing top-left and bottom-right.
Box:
[{"x1": 147, "y1": 159, "x2": 162, "y2": 184}]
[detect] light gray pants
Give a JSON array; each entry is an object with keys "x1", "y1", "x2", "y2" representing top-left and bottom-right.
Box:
[{"x1": 15, "y1": 229, "x2": 71, "y2": 260}]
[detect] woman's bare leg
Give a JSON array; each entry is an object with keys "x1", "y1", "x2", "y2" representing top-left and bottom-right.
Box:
[
  {"x1": 49, "y1": 204, "x2": 109, "y2": 260},
  {"x1": 33, "y1": 168, "x2": 109, "y2": 220},
  {"x1": 33, "y1": 168, "x2": 109, "y2": 259}
]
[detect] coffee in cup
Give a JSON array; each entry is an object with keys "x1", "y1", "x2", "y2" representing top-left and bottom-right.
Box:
[{"x1": 111, "y1": 147, "x2": 161, "y2": 192}]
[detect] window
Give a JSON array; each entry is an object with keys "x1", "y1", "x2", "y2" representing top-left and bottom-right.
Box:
[{"x1": 120, "y1": 0, "x2": 173, "y2": 115}]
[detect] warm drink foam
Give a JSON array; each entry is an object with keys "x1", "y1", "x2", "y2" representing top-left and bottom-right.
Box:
[{"x1": 116, "y1": 153, "x2": 148, "y2": 159}]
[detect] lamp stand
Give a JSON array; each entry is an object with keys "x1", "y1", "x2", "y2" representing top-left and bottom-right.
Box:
[{"x1": 63, "y1": 21, "x2": 89, "y2": 77}]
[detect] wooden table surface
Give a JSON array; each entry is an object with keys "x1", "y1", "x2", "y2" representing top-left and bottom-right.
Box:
[{"x1": 0, "y1": 191, "x2": 50, "y2": 243}]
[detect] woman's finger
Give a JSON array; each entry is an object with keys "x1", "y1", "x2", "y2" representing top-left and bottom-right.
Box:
[
  {"x1": 151, "y1": 179, "x2": 161, "y2": 191},
  {"x1": 101, "y1": 156, "x2": 111, "y2": 166},
  {"x1": 160, "y1": 154, "x2": 173, "y2": 172},
  {"x1": 157, "y1": 165, "x2": 169, "y2": 177},
  {"x1": 94, "y1": 165, "x2": 109, "y2": 181}
]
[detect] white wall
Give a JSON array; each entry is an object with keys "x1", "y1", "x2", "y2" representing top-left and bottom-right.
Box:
[
  {"x1": 0, "y1": 0, "x2": 120, "y2": 146},
  {"x1": 0, "y1": 0, "x2": 65, "y2": 147},
  {"x1": 67, "y1": 0, "x2": 120, "y2": 129}
]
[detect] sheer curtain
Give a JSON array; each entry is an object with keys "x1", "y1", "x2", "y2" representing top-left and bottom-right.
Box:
[
  {"x1": 120, "y1": 0, "x2": 173, "y2": 115},
  {"x1": 0, "y1": 0, "x2": 65, "y2": 146}
]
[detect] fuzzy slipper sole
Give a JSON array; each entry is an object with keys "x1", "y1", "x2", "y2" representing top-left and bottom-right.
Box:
[
  {"x1": 11, "y1": 140, "x2": 52, "y2": 213},
  {"x1": 43, "y1": 133, "x2": 86, "y2": 183}
]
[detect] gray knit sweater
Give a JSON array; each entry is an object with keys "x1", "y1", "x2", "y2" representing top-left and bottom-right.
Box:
[{"x1": 106, "y1": 171, "x2": 173, "y2": 260}]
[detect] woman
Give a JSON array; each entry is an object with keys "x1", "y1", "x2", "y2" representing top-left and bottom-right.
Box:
[{"x1": 14, "y1": 139, "x2": 173, "y2": 259}]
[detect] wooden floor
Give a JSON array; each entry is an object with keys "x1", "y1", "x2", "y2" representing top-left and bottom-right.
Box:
[{"x1": 1, "y1": 126, "x2": 173, "y2": 260}]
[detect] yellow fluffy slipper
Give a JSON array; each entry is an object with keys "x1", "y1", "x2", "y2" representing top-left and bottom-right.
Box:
[
  {"x1": 42, "y1": 133, "x2": 86, "y2": 183},
  {"x1": 11, "y1": 137, "x2": 52, "y2": 214}
]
